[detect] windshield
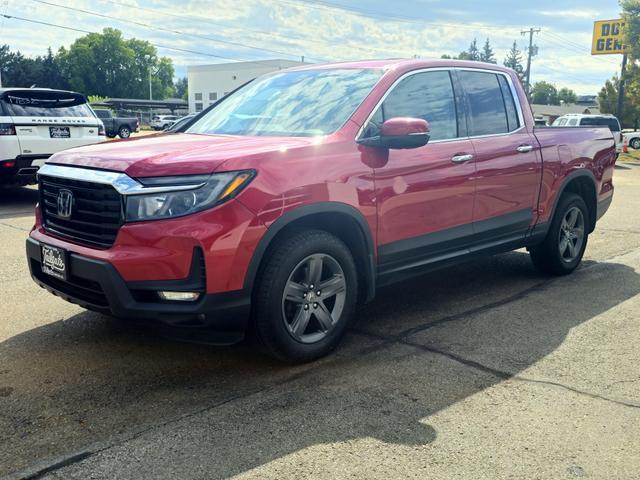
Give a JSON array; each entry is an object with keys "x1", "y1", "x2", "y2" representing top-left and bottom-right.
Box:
[
  {"x1": 0, "y1": 90, "x2": 94, "y2": 117},
  {"x1": 187, "y1": 68, "x2": 383, "y2": 137}
]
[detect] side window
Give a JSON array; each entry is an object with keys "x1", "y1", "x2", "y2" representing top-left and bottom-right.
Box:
[
  {"x1": 557, "y1": 118, "x2": 568, "y2": 126},
  {"x1": 497, "y1": 75, "x2": 520, "y2": 131},
  {"x1": 363, "y1": 71, "x2": 458, "y2": 142},
  {"x1": 459, "y1": 70, "x2": 509, "y2": 136},
  {"x1": 568, "y1": 118, "x2": 578, "y2": 126}
]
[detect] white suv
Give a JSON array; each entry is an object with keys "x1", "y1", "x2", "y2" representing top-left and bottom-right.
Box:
[
  {"x1": 552, "y1": 114, "x2": 623, "y2": 154},
  {"x1": 151, "y1": 115, "x2": 180, "y2": 130},
  {"x1": 0, "y1": 88, "x2": 106, "y2": 186}
]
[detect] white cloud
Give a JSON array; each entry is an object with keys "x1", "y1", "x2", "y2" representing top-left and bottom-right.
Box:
[{"x1": 0, "y1": 0, "x2": 624, "y2": 94}]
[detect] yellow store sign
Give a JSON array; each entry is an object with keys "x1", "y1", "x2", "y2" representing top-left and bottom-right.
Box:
[{"x1": 592, "y1": 19, "x2": 625, "y2": 55}]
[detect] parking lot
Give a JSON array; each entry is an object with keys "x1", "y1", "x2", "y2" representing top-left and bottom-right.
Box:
[{"x1": 1, "y1": 158, "x2": 639, "y2": 479}]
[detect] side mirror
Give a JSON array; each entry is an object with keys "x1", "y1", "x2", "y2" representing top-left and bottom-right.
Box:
[{"x1": 357, "y1": 117, "x2": 430, "y2": 150}]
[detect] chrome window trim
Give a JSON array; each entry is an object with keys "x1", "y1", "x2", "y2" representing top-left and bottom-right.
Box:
[
  {"x1": 355, "y1": 66, "x2": 527, "y2": 144},
  {"x1": 38, "y1": 164, "x2": 206, "y2": 195}
]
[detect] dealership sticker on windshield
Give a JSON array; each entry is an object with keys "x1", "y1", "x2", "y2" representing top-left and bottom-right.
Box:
[{"x1": 41, "y1": 244, "x2": 68, "y2": 281}]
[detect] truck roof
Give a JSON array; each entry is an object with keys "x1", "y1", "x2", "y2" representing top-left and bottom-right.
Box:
[{"x1": 286, "y1": 58, "x2": 516, "y2": 75}]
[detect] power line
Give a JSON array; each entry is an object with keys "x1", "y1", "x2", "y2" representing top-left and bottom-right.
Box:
[
  {"x1": 0, "y1": 13, "x2": 297, "y2": 65},
  {"x1": 97, "y1": 0, "x2": 387, "y2": 57},
  {"x1": 274, "y1": 0, "x2": 524, "y2": 32},
  {"x1": 540, "y1": 31, "x2": 620, "y2": 66},
  {"x1": 30, "y1": 0, "x2": 323, "y2": 62}
]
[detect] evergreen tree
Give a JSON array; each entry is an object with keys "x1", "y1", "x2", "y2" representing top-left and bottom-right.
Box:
[
  {"x1": 480, "y1": 38, "x2": 496, "y2": 64},
  {"x1": 503, "y1": 41, "x2": 525, "y2": 81}
]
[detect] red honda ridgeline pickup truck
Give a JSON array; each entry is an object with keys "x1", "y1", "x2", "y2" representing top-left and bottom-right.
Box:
[{"x1": 27, "y1": 60, "x2": 616, "y2": 362}]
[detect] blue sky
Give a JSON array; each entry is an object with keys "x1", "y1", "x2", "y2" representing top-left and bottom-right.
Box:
[{"x1": 0, "y1": 0, "x2": 625, "y2": 94}]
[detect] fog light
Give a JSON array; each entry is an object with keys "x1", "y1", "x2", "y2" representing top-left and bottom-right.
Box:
[{"x1": 158, "y1": 291, "x2": 201, "y2": 301}]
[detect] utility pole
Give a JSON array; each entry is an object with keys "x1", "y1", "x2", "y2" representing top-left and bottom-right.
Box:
[
  {"x1": 617, "y1": 53, "x2": 628, "y2": 121},
  {"x1": 521, "y1": 27, "x2": 541, "y2": 93},
  {"x1": 149, "y1": 69, "x2": 153, "y2": 101}
]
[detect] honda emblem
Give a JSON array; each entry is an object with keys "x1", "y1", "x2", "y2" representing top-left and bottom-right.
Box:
[{"x1": 57, "y1": 189, "x2": 74, "y2": 219}]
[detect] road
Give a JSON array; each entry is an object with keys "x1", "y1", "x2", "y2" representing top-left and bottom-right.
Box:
[{"x1": 1, "y1": 161, "x2": 640, "y2": 479}]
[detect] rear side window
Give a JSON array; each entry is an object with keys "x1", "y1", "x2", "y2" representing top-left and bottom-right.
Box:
[
  {"x1": 0, "y1": 91, "x2": 94, "y2": 117},
  {"x1": 568, "y1": 118, "x2": 578, "y2": 126},
  {"x1": 497, "y1": 75, "x2": 520, "y2": 132},
  {"x1": 579, "y1": 117, "x2": 620, "y2": 132},
  {"x1": 459, "y1": 71, "x2": 510, "y2": 136},
  {"x1": 365, "y1": 70, "x2": 458, "y2": 141}
]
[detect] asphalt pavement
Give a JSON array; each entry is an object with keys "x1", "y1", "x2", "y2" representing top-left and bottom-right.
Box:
[{"x1": 1, "y1": 161, "x2": 639, "y2": 479}]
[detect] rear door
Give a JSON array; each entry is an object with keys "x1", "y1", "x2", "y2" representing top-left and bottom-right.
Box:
[
  {"x1": 362, "y1": 69, "x2": 477, "y2": 276},
  {"x1": 1, "y1": 90, "x2": 103, "y2": 158},
  {"x1": 458, "y1": 69, "x2": 542, "y2": 245}
]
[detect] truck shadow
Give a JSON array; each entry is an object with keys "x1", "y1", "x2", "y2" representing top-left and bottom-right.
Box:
[{"x1": 1, "y1": 252, "x2": 638, "y2": 477}]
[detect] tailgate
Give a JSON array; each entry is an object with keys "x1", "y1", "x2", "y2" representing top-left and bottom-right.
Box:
[{"x1": 13, "y1": 118, "x2": 103, "y2": 156}]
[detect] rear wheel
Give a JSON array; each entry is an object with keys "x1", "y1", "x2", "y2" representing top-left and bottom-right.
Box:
[
  {"x1": 118, "y1": 126, "x2": 131, "y2": 139},
  {"x1": 253, "y1": 230, "x2": 358, "y2": 363},
  {"x1": 530, "y1": 193, "x2": 589, "y2": 275},
  {"x1": 630, "y1": 138, "x2": 640, "y2": 150}
]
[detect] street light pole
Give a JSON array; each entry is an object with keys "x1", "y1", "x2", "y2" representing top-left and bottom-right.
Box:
[{"x1": 149, "y1": 69, "x2": 153, "y2": 101}]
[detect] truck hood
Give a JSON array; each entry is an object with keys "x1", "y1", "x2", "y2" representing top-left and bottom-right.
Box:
[{"x1": 47, "y1": 133, "x2": 320, "y2": 178}]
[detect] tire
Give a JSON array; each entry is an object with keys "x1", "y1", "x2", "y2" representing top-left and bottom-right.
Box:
[
  {"x1": 118, "y1": 126, "x2": 131, "y2": 139},
  {"x1": 529, "y1": 193, "x2": 589, "y2": 276},
  {"x1": 630, "y1": 138, "x2": 640, "y2": 150},
  {"x1": 253, "y1": 229, "x2": 358, "y2": 363}
]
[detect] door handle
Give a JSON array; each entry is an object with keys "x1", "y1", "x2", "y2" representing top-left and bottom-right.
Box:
[
  {"x1": 451, "y1": 154, "x2": 474, "y2": 163},
  {"x1": 517, "y1": 144, "x2": 534, "y2": 153}
]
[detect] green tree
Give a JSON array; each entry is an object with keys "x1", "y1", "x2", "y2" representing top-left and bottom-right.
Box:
[
  {"x1": 531, "y1": 81, "x2": 560, "y2": 105},
  {"x1": 621, "y1": 0, "x2": 640, "y2": 61},
  {"x1": 558, "y1": 87, "x2": 577, "y2": 104},
  {"x1": 480, "y1": 38, "x2": 496, "y2": 64},
  {"x1": 457, "y1": 38, "x2": 480, "y2": 61},
  {"x1": 174, "y1": 77, "x2": 188, "y2": 100},
  {"x1": 503, "y1": 41, "x2": 525, "y2": 81},
  {"x1": 599, "y1": 74, "x2": 640, "y2": 128},
  {"x1": 57, "y1": 28, "x2": 174, "y2": 99}
]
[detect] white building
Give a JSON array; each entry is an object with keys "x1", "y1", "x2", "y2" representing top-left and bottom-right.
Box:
[{"x1": 187, "y1": 59, "x2": 306, "y2": 113}]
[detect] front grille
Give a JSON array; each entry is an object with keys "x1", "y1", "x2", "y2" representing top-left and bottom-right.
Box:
[{"x1": 39, "y1": 175, "x2": 123, "y2": 248}]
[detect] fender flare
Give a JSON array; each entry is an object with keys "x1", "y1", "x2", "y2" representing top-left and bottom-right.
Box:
[
  {"x1": 244, "y1": 202, "x2": 377, "y2": 303},
  {"x1": 544, "y1": 169, "x2": 598, "y2": 234}
]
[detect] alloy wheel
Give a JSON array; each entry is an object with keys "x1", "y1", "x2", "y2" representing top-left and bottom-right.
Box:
[
  {"x1": 558, "y1": 206, "x2": 585, "y2": 263},
  {"x1": 281, "y1": 253, "x2": 347, "y2": 344}
]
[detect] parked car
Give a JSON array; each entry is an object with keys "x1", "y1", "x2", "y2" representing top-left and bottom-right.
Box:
[
  {"x1": 623, "y1": 131, "x2": 640, "y2": 150},
  {"x1": 93, "y1": 109, "x2": 139, "y2": 139},
  {"x1": 26, "y1": 60, "x2": 616, "y2": 362},
  {"x1": 0, "y1": 88, "x2": 105, "y2": 186},
  {"x1": 151, "y1": 115, "x2": 180, "y2": 130},
  {"x1": 552, "y1": 114, "x2": 623, "y2": 155},
  {"x1": 166, "y1": 114, "x2": 196, "y2": 132}
]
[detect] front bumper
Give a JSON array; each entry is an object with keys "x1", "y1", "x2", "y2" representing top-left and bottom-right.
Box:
[{"x1": 26, "y1": 237, "x2": 251, "y2": 344}]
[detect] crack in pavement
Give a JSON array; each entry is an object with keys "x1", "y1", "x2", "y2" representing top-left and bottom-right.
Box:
[
  {"x1": 0, "y1": 211, "x2": 33, "y2": 220},
  {"x1": 0, "y1": 221, "x2": 30, "y2": 233},
  {"x1": 6, "y1": 248, "x2": 640, "y2": 479},
  {"x1": 398, "y1": 339, "x2": 640, "y2": 410}
]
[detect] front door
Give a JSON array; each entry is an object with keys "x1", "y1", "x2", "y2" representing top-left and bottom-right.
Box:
[{"x1": 359, "y1": 69, "x2": 477, "y2": 279}]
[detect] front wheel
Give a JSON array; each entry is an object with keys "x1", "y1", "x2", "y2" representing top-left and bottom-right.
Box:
[
  {"x1": 118, "y1": 126, "x2": 131, "y2": 139},
  {"x1": 253, "y1": 230, "x2": 358, "y2": 363},
  {"x1": 530, "y1": 193, "x2": 589, "y2": 275},
  {"x1": 630, "y1": 138, "x2": 640, "y2": 150}
]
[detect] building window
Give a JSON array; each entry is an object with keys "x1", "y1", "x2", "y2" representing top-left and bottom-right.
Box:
[
  {"x1": 209, "y1": 92, "x2": 217, "y2": 101},
  {"x1": 195, "y1": 93, "x2": 203, "y2": 101},
  {"x1": 195, "y1": 102, "x2": 203, "y2": 112}
]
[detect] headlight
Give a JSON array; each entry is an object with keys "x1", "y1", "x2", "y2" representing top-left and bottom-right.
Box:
[{"x1": 125, "y1": 170, "x2": 254, "y2": 222}]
